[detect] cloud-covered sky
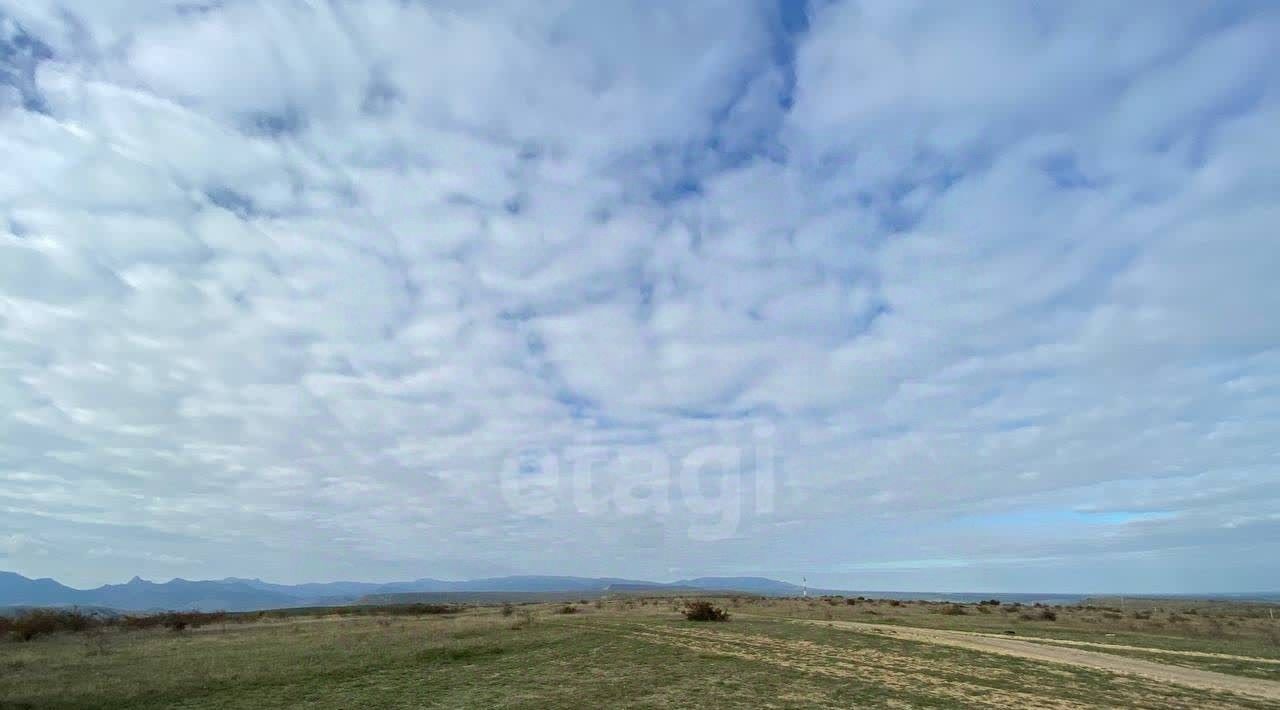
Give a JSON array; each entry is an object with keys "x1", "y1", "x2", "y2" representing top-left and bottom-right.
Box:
[{"x1": 2, "y1": 1, "x2": 1278, "y2": 592}]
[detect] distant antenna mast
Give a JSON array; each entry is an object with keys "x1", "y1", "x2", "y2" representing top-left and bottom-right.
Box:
[{"x1": 803, "y1": 577, "x2": 808, "y2": 598}]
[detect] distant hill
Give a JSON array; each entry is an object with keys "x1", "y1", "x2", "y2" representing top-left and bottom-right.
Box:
[
  {"x1": 1, "y1": 571, "x2": 301, "y2": 612},
  {"x1": 673, "y1": 577, "x2": 806, "y2": 595},
  {"x1": 14, "y1": 570, "x2": 1260, "y2": 613},
  {"x1": 0, "y1": 570, "x2": 812, "y2": 612},
  {"x1": 1, "y1": 571, "x2": 81, "y2": 606}
]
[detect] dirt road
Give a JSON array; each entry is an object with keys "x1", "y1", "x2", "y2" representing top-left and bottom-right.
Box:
[{"x1": 794, "y1": 618, "x2": 1280, "y2": 703}]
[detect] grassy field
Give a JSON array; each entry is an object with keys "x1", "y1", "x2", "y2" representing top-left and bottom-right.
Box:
[{"x1": 2, "y1": 598, "x2": 1278, "y2": 709}]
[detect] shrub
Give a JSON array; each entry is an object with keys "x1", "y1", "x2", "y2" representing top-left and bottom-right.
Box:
[
  {"x1": 1039, "y1": 609, "x2": 1057, "y2": 621},
  {"x1": 11, "y1": 611, "x2": 61, "y2": 641},
  {"x1": 846, "y1": 598, "x2": 857, "y2": 605},
  {"x1": 500, "y1": 603, "x2": 515, "y2": 618},
  {"x1": 976, "y1": 605, "x2": 991, "y2": 614},
  {"x1": 940, "y1": 604, "x2": 967, "y2": 616},
  {"x1": 556, "y1": 605, "x2": 578, "y2": 615},
  {"x1": 400, "y1": 604, "x2": 457, "y2": 616},
  {"x1": 12, "y1": 613, "x2": 59, "y2": 641},
  {"x1": 683, "y1": 601, "x2": 729, "y2": 622},
  {"x1": 9, "y1": 609, "x2": 98, "y2": 641},
  {"x1": 888, "y1": 600, "x2": 901, "y2": 607}
]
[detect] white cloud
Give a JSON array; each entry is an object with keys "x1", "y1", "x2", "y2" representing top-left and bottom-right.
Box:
[{"x1": 0, "y1": 0, "x2": 1278, "y2": 591}]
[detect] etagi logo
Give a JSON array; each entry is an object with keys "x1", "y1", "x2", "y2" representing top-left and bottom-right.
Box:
[{"x1": 499, "y1": 423, "x2": 779, "y2": 540}]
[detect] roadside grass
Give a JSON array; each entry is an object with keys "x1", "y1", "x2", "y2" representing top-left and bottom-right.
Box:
[
  {"x1": 1020, "y1": 638, "x2": 1280, "y2": 681},
  {"x1": 636, "y1": 614, "x2": 1277, "y2": 709},
  {"x1": 735, "y1": 597, "x2": 1280, "y2": 661}
]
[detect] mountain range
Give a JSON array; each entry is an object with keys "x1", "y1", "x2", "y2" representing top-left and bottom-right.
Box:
[{"x1": 0, "y1": 571, "x2": 804, "y2": 612}]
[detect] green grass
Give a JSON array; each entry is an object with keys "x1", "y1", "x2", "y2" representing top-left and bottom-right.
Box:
[{"x1": 2, "y1": 606, "x2": 1275, "y2": 709}]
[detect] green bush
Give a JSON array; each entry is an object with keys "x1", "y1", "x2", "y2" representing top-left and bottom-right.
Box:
[{"x1": 683, "y1": 601, "x2": 729, "y2": 622}]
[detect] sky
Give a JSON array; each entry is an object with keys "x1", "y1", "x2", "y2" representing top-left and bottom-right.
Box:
[{"x1": 1, "y1": 1, "x2": 1278, "y2": 593}]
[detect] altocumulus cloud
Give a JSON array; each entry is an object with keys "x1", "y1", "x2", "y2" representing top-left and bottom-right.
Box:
[{"x1": 1, "y1": 0, "x2": 1278, "y2": 592}]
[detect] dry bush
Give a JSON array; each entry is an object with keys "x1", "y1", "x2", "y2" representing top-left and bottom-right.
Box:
[
  {"x1": 396, "y1": 604, "x2": 458, "y2": 616},
  {"x1": 556, "y1": 605, "x2": 578, "y2": 615},
  {"x1": 500, "y1": 603, "x2": 515, "y2": 618},
  {"x1": 510, "y1": 609, "x2": 536, "y2": 630},
  {"x1": 1038, "y1": 609, "x2": 1058, "y2": 621},
  {"x1": 120, "y1": 611, "x2": 226, "y2": 633},
  {"x1": 888, "y1": 600, "x2": 901, "y2": 607},
  {"x1": 976, "y1": 605, "x2": 991, "y2": 614},
  {"x1": 845, "y1": 598, "x2": 857, "y2": 605},
  {"x1": 9, "y1": 609, "x2": 97, "y2": 641},
  {"x1": 940, "y1": 604, "x2": 967, "y2": 616},
  {"x1": 683, "y1": 601, "x2": 729, "y2": 622}
]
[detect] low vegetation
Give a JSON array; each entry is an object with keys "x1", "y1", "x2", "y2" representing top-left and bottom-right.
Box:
[
  {"x1": 3, "y1": 596, "x2": 1277, "y2": 709},
  {"x1": 682, "y1": 600, "x2": 729, "y2": 622},
  {"x1": 1, "y1": 603, "x2": 464, "y2": 642}
]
